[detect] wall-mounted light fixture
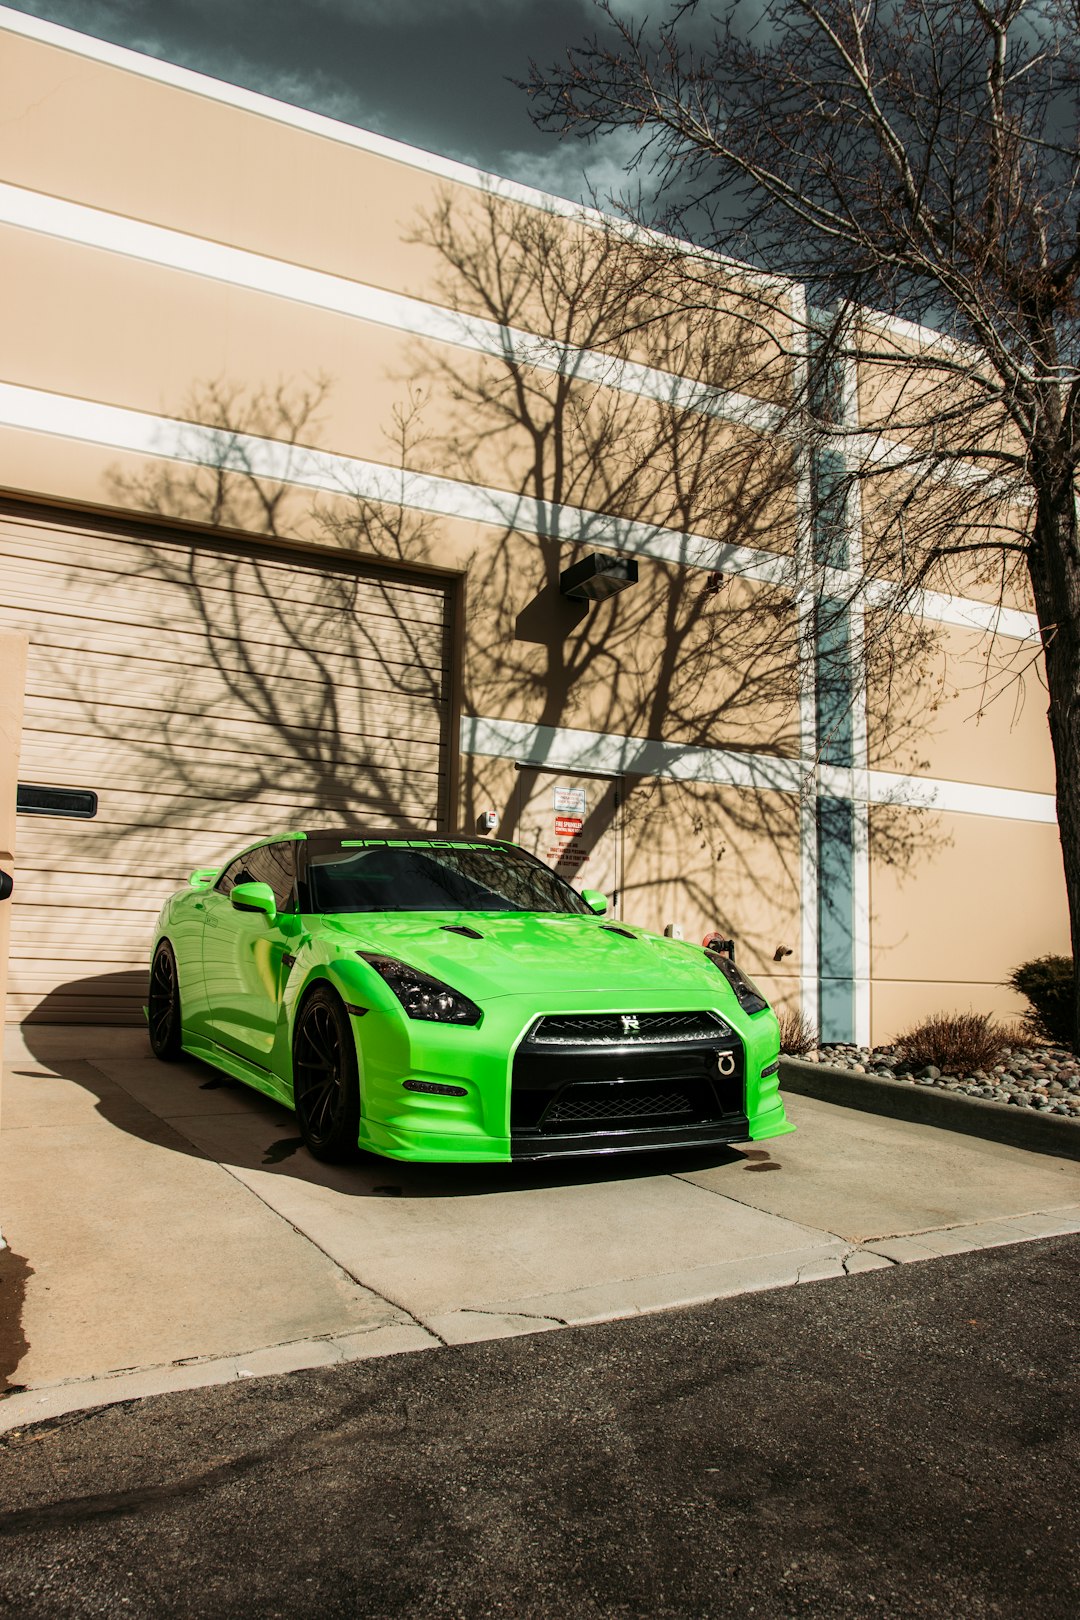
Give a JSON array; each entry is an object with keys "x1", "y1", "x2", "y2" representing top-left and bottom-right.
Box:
[{"x1": 559, "y1": 553, "x2": 639, "y2": 603}]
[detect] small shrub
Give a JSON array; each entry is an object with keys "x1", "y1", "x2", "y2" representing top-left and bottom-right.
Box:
[
  {"x1": 777, "y1": 1008, "x2": 818, "y2": 1055},
  {"x1": 1007, "y1": 954, "x2": 1074, "y2": 1048},
  {"x1": 894, "y1": 1012, "x2": 1011, "y2": 1074},
  {"x1": 997, "y1": 1020, "x2": 1039, "y2": 1050}
]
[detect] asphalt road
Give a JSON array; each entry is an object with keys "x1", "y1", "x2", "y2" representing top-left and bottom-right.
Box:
[{"x1": 0, "y1": 1237, "x2": 1077, "y2": 1620}]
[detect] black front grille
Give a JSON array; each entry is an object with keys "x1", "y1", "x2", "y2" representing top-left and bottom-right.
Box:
[
  {"x1": 510, "y1": 1020, "x2": 748, "y2": 1157},
  {"x1": 546, "y1": 1083, "x2": 698, "y2": 1125},
  {"x1": 528, "y1": 1010, "x2": 729, "y2": 1045}
]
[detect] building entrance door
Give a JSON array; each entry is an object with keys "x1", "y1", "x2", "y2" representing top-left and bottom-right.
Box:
[{"x1": 514, "y1": 768, "x2": 622, "y2": 914}]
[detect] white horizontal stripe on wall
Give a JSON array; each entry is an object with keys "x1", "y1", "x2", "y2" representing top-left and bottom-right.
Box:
[
  {"x1": 466, "y1": 716, "x2": 1058, "y2": 825},
  {"x1": 0, "y1": 178, "x2": 1044, "y2": 642},
  {"x1": 0, "y1": 9, "x2": 1016, "y2": 449},
  {"x1": 0, "y1": 383, "x2": 1040, "y2": 643},
  {"x1": 0, "y1": 3, "x2": 788, "y2": 299},
  {"x1": 462, "y1": 716, "x2": 806, "y2": 794},
  {"x1": 860, "y1": 578, "x2": 1038, "y2": 643},
  {"x1": 0, "y1": 382, "x2": 791, "y2": 580},
  {"x1": 864, "y1": 769, "x2": 1056, "y2": 824},
  {"x1": 0, "y1": 184, "x2": 781, "y2": 438}
]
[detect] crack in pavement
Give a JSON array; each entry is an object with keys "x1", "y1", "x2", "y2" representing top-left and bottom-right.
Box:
[
  {"x1": 670, "y1": 1169, "x2": 855, "y2": 1246},
  {"x1": 85, "y1": 1059, "x2": 450, "y2": 1351},
  {"x1": 843, "y1": 1250, "x2": 896, "y2": 1274},
  {"x1": 451, "y1": 1307, "x2": 570, "y2": 1327}
]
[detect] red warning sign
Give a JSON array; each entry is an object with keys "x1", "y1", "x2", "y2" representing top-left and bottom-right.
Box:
[{"x1": 554, "y1": 815, "x2": 584, "y2": 839}]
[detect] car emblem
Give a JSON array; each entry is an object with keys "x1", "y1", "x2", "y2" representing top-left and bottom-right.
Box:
[{"x1": 620, "y1": 1015, "x2": 640, "y2": 1035}]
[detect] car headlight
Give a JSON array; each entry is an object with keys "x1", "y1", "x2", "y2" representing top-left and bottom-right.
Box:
[
  {"x1": 706, "y1": 950, "x2": 771, "y2": 1016},
  {"x1": 358, "y1": 955, "x2": 482, "y2": 1025}
]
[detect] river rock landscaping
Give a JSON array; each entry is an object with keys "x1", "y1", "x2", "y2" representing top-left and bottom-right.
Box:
[{"x1": 795, "y1": 1042, "x2": 1080, "y2": 1115}]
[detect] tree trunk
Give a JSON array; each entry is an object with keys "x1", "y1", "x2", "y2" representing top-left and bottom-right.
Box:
[{"x1": 1027, "y1": 472, "x2": 1080, "y2": 1049}]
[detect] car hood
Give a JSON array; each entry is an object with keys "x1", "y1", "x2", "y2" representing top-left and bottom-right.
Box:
[{"x1": 311, "y1": 910, "x2": 734, "y2": 1005}]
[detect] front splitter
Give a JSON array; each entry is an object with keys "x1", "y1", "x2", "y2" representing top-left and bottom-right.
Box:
[{"x1": 510, "y1": 1116, "x2": 751, "y2": 1161}]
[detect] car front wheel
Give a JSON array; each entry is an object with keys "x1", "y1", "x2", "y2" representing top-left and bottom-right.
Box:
[
  {"x1": 148, "y1": 940, "x2": 183, "y2": 1061},
  {"x1": 292, "y1": 986, "x2": 362, "y2": 1162}
]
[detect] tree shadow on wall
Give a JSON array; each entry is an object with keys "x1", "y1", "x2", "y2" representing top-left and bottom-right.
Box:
[
  {"x1": 22, "y1": 196, "x2": 955, "y2": 1024},
  {"x1": 405, "y1": 190, "x2": 947, "y2": 961},
  {"x1": 13, "y1": 380, "x2": 458, "y2": 1022},
  {"x1": 105, "y1": 378, "x2": 452, "y2": 838}
]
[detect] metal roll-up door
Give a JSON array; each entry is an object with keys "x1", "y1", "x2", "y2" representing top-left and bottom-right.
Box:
[{"x1": 0, "y1": 510, "x2": 455, "y2": 1022}]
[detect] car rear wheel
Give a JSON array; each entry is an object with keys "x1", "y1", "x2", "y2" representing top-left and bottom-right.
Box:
[
  {"x1": 148, "y1": 941, "x2": 183, "y2": 1061},
  {"x1": 292, "y1": 986, "x2": 362, "y2": 1162}
]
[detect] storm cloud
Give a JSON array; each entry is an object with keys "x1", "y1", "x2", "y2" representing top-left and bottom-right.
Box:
[{"x1": 6, "y1": 0, "x2": 662, "y2": 203}]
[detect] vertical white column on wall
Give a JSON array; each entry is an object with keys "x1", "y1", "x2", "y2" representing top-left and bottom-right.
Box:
[
  {"x1": 840, "y1": 338, "x2": 872, "y2": 1047},
  {"x1": 789, "y1": 285, "x2": 821, "y2": 1027}
]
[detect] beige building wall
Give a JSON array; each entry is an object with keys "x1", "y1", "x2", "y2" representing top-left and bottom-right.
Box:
[
  {"x1": 0, "y1": 7, "x2": 1066, "y2": 1042},
  {"x1": 0, "y1": 29, "x2": 792, "y2": 405},
  {"x1": 866, "y1": 621, "x2": 1053, "y2": 794},
  {"x1": 870, "y1": 807, "x2": 1068, "y2": 1038},
  {"x1": 0, "y1": 226, "x2": 797, "y2": 556}
]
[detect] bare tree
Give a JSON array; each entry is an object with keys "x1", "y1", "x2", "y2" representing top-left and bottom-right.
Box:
[{"x1": 526, "y1": 0, "x2": 1080, "y2": 1033}]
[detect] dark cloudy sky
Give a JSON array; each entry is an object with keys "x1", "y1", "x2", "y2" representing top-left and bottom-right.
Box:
[{"x1": 5, "y1": 0, "x2": 657, "y2": 205}]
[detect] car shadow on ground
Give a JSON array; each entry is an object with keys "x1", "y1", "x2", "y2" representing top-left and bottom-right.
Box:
[{"x1": 19, "y1": 980, "x2": 755, "y2": 1202}]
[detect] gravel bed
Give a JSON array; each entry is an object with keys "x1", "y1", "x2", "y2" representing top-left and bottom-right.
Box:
[{"x1": 791, "y1": 1042, "x2": 1080, "y2": 1116}]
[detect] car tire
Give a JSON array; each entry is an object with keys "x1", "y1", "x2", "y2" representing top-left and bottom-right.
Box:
[
  {"x1": 148, "y1": 940, "x2": 184, "y2": 1062},
  {"x1": 292, "y1": 985, "x2": 362, "y2": 1163}
]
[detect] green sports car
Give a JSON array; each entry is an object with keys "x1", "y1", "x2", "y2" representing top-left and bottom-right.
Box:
[{"x1": 148, "y1": 830, "x2": 792, "y2": 1163}]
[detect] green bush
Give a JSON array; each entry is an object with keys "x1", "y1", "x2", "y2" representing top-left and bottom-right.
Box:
[
  {"x1": 894, "y1": 1012, "x2": 1011, "y2": 1073},
  {"x1": 1007, "y1": 955, "x2": 1074, "y2": 1048}
]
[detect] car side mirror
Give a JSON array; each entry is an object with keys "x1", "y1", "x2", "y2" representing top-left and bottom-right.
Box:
[
  {"x1": 188, "y1": 867, "x2": 218, "y2": 890},
  {"x1": 582, "y1": 889, "x2": 608, "y2": 915},
  {"x1": 230, "y1": 880, "x2": 277, "y2": 921}
]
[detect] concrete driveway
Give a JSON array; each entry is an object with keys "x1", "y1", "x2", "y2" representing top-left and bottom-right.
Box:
[{"x1": 2, "y1": 1023, "x2": 1078, "y2": 1428}]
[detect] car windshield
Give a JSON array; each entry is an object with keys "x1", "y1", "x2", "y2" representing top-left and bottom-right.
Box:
[{"x1": 307, "y1": 843, "x2": 592, "y2": 915}]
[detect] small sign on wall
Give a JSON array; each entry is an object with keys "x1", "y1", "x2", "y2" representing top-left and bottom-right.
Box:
[
  {"x1": 554, "y1": 814, "x2": 584, "y2": 839},
  {"x1": 553, "y1": 786, "x2": 587, "y2": 815}
]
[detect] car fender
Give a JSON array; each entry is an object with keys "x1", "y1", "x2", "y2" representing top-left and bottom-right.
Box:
[{"x1": 279, "y1": 953, "x2": 396, "y2": 1096}]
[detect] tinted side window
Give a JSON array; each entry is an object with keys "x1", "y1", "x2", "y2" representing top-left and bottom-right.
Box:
[
  {"x1": 242, "y1": 842, "x2": 298, "y2": 913},
  {"x1": 214, "y1": 855, "x2": 256, "y2": 897}
]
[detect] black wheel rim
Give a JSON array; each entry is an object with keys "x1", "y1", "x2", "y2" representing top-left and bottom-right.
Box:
[
  {"x1": 149, "y1": 947, "x2": 177, "y2": 1048},
  {"x1": 294, "y1": 1002, "x2": 346, "y2": 1147}
]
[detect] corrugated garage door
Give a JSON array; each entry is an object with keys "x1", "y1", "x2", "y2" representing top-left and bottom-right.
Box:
[{"x1": 1, "y1": 509, "x2": 455, "y2": 1022}]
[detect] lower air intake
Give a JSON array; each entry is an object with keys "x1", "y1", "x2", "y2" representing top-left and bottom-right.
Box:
[{"x1": 545, "y1": 1084, "x2": 696, "y2": 1124}]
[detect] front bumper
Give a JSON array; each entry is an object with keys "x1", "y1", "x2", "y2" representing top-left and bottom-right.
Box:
[
  {"x1": 348, "y1": 991, "x2": 791, "y2": 1163},
  {"x1": 508, "y1": 1021, "x2": 748, "y2": 1159}
]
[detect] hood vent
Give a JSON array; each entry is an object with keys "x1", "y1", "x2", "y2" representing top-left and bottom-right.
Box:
[
  {"x1": 440, "y1": 924, "x2": 484, "y2": 940},
  {"x1": 600, "y1": 925, "x2": 636, "y2": 940}
]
